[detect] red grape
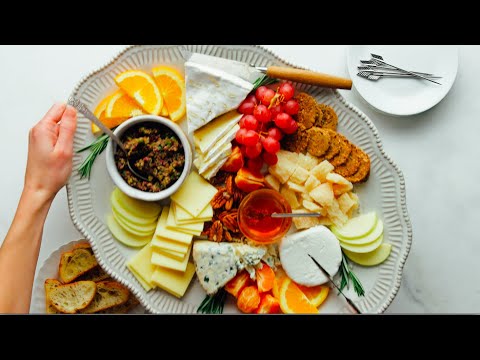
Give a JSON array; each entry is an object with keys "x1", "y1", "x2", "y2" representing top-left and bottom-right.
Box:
[
  {"x1": 239, "y1": 145, "x2": 248, "y2": 157},
  {"x1": 268, "y1": 127, "x2": 284, "y2": 141},
  {"x1": 235, "y1": 128, "x2": 248, "y2": 144},
  {"x1": 245, "y1": 94, "x2": 257, "y2": 104},
  {"x1": 284, "y1": 99, "x2": 299, "y2": 115},
  {"x1": 248, "y1": 157, "x2": 263, "y2": 171},
  {"x1": 282, "y1": 119, "x2": 298, "y2": 134},
  {"x1": 274, "y1": 112, "x2": 293, "y2": 129},
  {"x1": 278, "y1": 82, "x2": 294, "y2": 101},
  {"x1": 261, "y1": 88, "x2": 275, "y2": 106},
  {"x1": 270, "y1": 104, "x2": 283, "y2": 118},
  {"x1": 243, "y1": 130, "x2": 260, "y2": 146},
  {"x1": 263, "y1": 137, "x2": 280, "y2": 154},
  {"x1": 238, "y1": 100, "x2": 255, "y2": 115},
  {"x1": 242, "y1": 115, "x2": 258, "y2": 131},
  {"x1": 255, "y1": 86, "x2": 268, "y2": 102},
  {"x1": 262, "y1": 152, "x2": 278, "y2": 166},
  {"x1": 254, "y1": 104, "x2": 272, "y2": 123},
  {"x1": 245, "y1": 142, "x2": 263, "y2": 159}
]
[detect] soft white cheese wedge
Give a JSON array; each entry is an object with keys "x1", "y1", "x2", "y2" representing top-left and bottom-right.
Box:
[
  {"x1": 193, "y1": 241, "x2": 266, "y2": 295},
  {"x1": 185, "y1": 62, "x2": 253, "y2": 134},
  {"x1": 279, "y1": 225, "x2": 342, "y2": 287}
]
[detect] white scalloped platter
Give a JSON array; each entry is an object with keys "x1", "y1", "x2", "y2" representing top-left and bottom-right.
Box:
[{"x1": 64, "y1": 45, "x2": 412, "y2": 314}]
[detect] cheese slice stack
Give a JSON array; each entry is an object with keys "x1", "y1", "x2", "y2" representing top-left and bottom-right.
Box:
[
  {"x1": 192, "y1": 110, "x2": 242, "y2": 180},
  {"x1": 126, "y1": 171, "x2": 217, "y2": 298},
  {"x1": 185, "y1": 61, "x2": 253, "y2": 134}
]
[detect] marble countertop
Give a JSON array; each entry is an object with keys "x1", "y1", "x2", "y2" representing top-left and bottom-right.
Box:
[{"x1": 1, "y1": 45, "x2": 478, "y2": 313}]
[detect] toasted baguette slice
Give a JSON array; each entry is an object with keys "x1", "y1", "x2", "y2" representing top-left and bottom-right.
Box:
[
  {"x1": 97, "y1": 295, "x2": 140, "y2": 314},
  {"x1": 73, "y1": 242, "x2": 94, "y2": 255},
  {"x1": 76, "y1": 266, "x2": 110, "y2": 282},
  {"x1": 44, "y1": 279, "x2": 62, "y2": 314},
  {"x1": 49, "y1": 281, "x2": 96, "y2": 314},
  {"x1": 80, "y1": 281, "x2": 130, "y2": 314},
  {"x1": 59, "y1": 249, "x2": 98, "y2": 283}
]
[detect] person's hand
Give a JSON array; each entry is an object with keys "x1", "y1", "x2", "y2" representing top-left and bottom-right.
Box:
[{"x1": 24, "y1": 103, "x2": 77, "y2": 201}]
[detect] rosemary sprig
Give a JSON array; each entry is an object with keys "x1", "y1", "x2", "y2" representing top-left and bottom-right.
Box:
[
  {"x1": 197, "y1": 289, "x2": 226, "y2": 314},
  {"x1": 338, "y1": 252, "x2": 365, "y2": 297},
  {"x1": 77, "y1": 134, "x2": 109, "y2": 179},
  {"x1": 252, "y1": 74, "x2": 279, "y2": 90}
]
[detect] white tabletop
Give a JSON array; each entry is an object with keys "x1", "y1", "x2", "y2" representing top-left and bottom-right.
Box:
[{"x1": 0, "y1": 45, "x2": 478, "y2": 313}]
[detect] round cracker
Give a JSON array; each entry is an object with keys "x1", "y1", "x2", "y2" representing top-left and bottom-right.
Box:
[
  {"x1": 330, "y1": 134, "x2": 352, "y2": 166},
  {"x1": 282, "y1": 124, "x2": 309, "y2": 153},
  {"x1": 323, "y1": 130, "x2": 341, "y2": 160},
  {"x1": 307, "y1": 128, "x2": 331, "y2": 157},
  {"x1": 346, "y1": 149, "x2": 371, "y2": 183},
  {"x1": 334, "y1": 145, "x2": 362, "y2": 177},
  {"x1": 295, "y1": 93, "x2": 319, "y2": 130},
  {"x1": 318, "y1": 104, "x2": 338, "y2": 131}
]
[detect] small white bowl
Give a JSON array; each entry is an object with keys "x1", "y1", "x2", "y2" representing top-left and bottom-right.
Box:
[{"x1": 106, "y1": 115, "x2": 192, "y2": 202}]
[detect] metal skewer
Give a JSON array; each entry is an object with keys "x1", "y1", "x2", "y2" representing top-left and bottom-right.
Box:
[{"x1": 357, "y1": 65, "x2": 435, "y2": 77}]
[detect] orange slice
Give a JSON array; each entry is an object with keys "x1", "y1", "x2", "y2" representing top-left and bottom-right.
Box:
[
  {"x1": 296, "y1": 284, "x2": 330, "y2": 308},
  {"x1": 279, "y1": 277, "x2": 318, "y2": 314},
  {"x1": 152, "y1": 66, "x2": 186, "y2": 122},
  {"x1": 91, "y1": 93, "x2": 128, "y2": 135},
  {"x1": 105, "y1": 90, "x2": 144, "y2": 120},
  {"x1": 160, "y1": 103, "x2": 169, "y2": 117},
  {"x1": 115, "y1": 70, "x2": 163, "y2": 115}
]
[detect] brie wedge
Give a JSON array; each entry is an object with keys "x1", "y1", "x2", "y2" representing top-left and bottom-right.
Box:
[{"x1": 185, "y1": 61, "x2": 253, "y2": 134}]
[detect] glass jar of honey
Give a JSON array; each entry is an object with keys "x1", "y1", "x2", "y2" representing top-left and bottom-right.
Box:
[{"x1": 238, "y1": 189, "x2": 292, "y2": 244}]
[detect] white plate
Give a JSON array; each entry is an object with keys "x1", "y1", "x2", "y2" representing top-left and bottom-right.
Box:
[
  {"x1": 347, "y1": 45, "x2": 458, "y2": 116},
  {"x1": 64, "y1": 45, "x2": 413, "y2": 314},
  {"x1": 31, "y1": 239, "x2": 146, "y2": 314}
]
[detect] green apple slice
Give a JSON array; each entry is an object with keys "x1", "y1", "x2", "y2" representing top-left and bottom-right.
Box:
[
  {"x1": 331, "y1": 212, "x2": 377, "y2": 239},
  {"x1": 111, "y1": 193, "x2": 158, "y2": 225},
  {"x1": 343, "y1": 243, "x2": 392, "y2": 266},
  {"x1": 337, "y1": 219, "x2": 383, "y2": 245},
  {"x1": 112, "y1": 208, "x2": 156, "y2": 237},
  {"x1": 113, "y1": 188, "x2": 161, "y2": 218},
  {"x1": 339, "y1": 234, "x2": 383, "y2": 253},
  {"x1": 107, "y1": 215, "x2": 152, "y2": 248}
]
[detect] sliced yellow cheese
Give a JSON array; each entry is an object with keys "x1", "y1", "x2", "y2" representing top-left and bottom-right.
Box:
[
  {"x1": 193, "y1": 110, "x2": 242, "y2": 154},
  {"x1": 174, "y1": 203, "x2": 213, "y2": 223},
  {"x1": 166, "y1": 206, "x2": 205, "y2": 233},
  {"x1": 151, "y1": 245, "x2": 192, "y2": 272},
  {"x1": 126, "y1": 244, "x2": 156, "y2": 291},
  {"x1": 151, "y1": 262, "x2": 196, "y2": 298},
  {"x1": 156, "y1": 248, "x2": 186, "y2": 261},
  {"x1": 170, "y1": 172, "x2": 218, "y2": 217},
  {"x1": 151, "y1": 236, "x2": 190, "y2": 254},
  {"x1": 174, "y1": 228, "x2": 203, "y2": 236},
  {"x1": 201, "y1": 155, "x2": 230, "y2": 180},
  {"x1": 197, "y1": 142, "x2": 232, "y2": 174},
  {"x1": 195, "y1": 124, "x2": 239, "y2": 166},
  {"x1": 154, "y1": 206, "x2": 193, "y2": 245}
]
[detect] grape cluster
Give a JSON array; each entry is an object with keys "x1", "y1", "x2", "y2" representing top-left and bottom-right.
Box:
[{"x1": 235, "y1": 82, "x2": 298, "y2": 171}]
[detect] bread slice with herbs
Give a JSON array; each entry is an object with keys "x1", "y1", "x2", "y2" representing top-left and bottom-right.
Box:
[
  {"x1": 59, "y1": 249, "x2": 98, "y2": 283},
  {"x1": 73, "y1": 242, "x2": 94, "y2": 255},
  {"x1": 44, "y1": 279, "x2": 62, "y2": 314},
  {"x1": 49, "y1": 281, "x2": 97, "y2": 314},
  {"x1": 76, "y1": 266, "x2": 110, "y2": 282},
  {"x1": 80, "y1": 281, "x2": 130, "y2": 314},
  {"x1": 97, "y1": 295, "x2": 140, "y2": 314}
]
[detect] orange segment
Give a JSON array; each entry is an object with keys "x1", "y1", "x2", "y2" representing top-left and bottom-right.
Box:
[
  {"x1": 91, "y1": 92, "x2": 128, "y2": 135},
  {"x1": 115, "y1": 70, "x2": 163, "y2": 115},
  {"x1": 296, "y1": 284, "x2": 330, "y2": 308},
  {"x1": 256, "y1": 294, "x2": 281, "y2": 314},
  {"x1": 279, "y1": 278, "x2": 318, "y2": 314},
  {"x1": 256, "y1": 263, "x2": 275, "y2": 293},
  {"x1": 272, "y1": 267, "x2": 287, "y2": 299},
  {"x1": 225, "y1": 271, "x2": 252, "y2": 298},
  {"x1": 237, "y1": 286, "x2": 261, "y2": 313},
  {"x1": 152, "y1": 66, "x2": 186, "y2": 122},
  {"x1": 106, "y1": 90, "x2": 144, "y2": 119}
]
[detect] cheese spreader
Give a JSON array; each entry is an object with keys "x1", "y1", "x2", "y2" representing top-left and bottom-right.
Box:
[{"x1": 181, "y1": 49, "x2": 352, "y2": 90}]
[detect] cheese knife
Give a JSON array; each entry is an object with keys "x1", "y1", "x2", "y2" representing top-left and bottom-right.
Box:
[
  {"x1": 308, "y1": 254, "x2": 362, "y2": 314},
  {"x1": 181, "y1": 49, "x2": 352, "y2": 90}
]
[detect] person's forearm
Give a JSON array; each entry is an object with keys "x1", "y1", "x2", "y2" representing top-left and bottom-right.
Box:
[{"x1": 0, "y1": 189, "x2": 53, "y2": 313}]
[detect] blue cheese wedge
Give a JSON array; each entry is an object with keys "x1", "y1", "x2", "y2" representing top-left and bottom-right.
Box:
[
  {"x1": 185, "y1": 62, "x2": 253, "y2": 134},
  {"x1": 193, "y1": 241, "x2": 267, "y2": 295}
]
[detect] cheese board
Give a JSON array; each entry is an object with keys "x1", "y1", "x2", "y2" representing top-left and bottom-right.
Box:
[{"x1": 64, "y1": 45, "x2": 412, "y2": 314}]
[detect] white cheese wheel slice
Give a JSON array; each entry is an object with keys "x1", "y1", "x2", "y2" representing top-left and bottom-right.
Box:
[{"x1": 279, "y1": 225, "x2": 342, "y2": 286}]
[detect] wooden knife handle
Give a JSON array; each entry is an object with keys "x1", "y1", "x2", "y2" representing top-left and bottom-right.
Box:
[{"x1": 266, "y1": 66, "x2": 352, "y2": 90}]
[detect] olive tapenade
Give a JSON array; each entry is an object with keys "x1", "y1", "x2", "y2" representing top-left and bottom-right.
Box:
[{"x1": 115, "y1": 123, "x2": 186, "y2": 192}]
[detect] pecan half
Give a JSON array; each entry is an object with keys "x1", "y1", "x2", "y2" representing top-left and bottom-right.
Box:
[
  {"x1": 211, "y1": 187, "x2": 228, "y2": 209},
  {"x1": 224, "y1": 231, "x2": 233, "y2": 242},
  {"x1": 209, "y1": 220, "x2": 223, "y2": 242},
  {"x1": 219, "y1": 210, "x2": 239, "y2": 233},
  {"x1": 226, "y1": 175, "x2": 234, "y2": 194},
  {"x1": 225, "y1": 197, "x2": 234, "y2": 210}
]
